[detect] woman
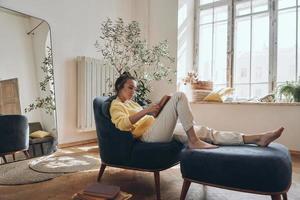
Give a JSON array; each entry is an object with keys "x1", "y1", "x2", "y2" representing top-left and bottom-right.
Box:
[{"x1": 110, "y1": 72, "x2": 284, "y2": 149}]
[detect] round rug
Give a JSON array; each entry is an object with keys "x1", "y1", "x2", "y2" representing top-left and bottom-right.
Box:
[
  {"x1": 29, "y1": 154, "x2": 100, "y2": 173},
  {"x1": 0, "y1": 159, "x2": 61, "y2": 185}
]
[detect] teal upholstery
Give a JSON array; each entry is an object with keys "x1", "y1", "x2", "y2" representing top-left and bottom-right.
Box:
[
  {"x1": 180, "y1": 143, "x2": 292, "y2": 199},
  {"x1": 93, "y1": 96, "x2": 183, "y2": 169}
]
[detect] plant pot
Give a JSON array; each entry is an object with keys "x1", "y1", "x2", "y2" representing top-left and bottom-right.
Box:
[
  {"x1": 293, "y1": 86, "x2": 300, "y2": 102},
  {"x1": 191, "y1": 81, "x2": 213, "y2": 90}
]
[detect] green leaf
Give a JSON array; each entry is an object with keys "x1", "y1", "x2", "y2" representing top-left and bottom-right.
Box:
[{"x1": 96, "y1": 18, "x2": 175, "y2": 102}]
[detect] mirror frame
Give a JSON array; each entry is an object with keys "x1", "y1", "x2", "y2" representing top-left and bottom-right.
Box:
[{"x1": 0, "y1": 5, "x2": 58, "y2": 149}]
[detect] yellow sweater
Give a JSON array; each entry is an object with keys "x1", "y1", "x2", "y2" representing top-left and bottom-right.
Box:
[{"x1": 110, "y1": 97, "x2": 155, "y2": 138}]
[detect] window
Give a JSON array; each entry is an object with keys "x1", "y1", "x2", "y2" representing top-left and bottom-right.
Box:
[
  {"x1": 195, "y1": 0, "x2": 300, "y2": 99},
  {"x1": 277, "y1": 0, "x2": 299, "y2": 85},
  {"x1": 196, "y1": 0, "x2": 228, "y2": 91}
]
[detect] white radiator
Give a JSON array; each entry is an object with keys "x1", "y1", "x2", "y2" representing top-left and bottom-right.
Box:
[{"x1": 77, "y1": 56, "x2": 115, "y2": 130}]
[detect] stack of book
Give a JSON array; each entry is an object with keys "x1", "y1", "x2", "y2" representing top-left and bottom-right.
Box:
[
  {"x1": 191, "y1": 81, "x2": 213, "y2": 90},
  {"x1": 189, "y1": 81, "x2": 213, "y2": 102},
  {"x1": 72, "y1": 183, "x2": 132, "y2": 200},
  {"x1": 191, "y1": 89, "x2": 211, "y2": 102}
]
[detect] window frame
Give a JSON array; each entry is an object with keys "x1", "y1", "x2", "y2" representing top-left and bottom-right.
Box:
[{"x1": 194, "y1": 0, "x2": 299, "y2": 99}]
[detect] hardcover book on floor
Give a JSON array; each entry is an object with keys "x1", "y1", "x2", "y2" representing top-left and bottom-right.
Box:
[{"x1": 83, "y1": 183, "x2": 120, "y2": 199}]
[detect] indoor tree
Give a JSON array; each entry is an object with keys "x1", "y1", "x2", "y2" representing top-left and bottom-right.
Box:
[{"x1": 95, "y1": 18, "x2": 175, "y2": 104}]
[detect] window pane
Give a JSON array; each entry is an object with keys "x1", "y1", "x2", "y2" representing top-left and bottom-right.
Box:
[
  {"x1": 252, "y1": 0, "x2": 268, "y2": 13},
  {"x1": 277, "y1": 9, "x2": 297, "y2": 83},
  {"x1": 251, "y1": 13, "x2": 269, "y2": 83},
  {"x1": 251, "y1": 83, "x2": 269, "y2": 98},
  {"x1": 233, "y1": 84, "x2": 250, "y2": 99},
  {"x1": 199, "y1": 8, "x2": 213, "y2": 24},
  {"x1": 278, "y1": 0, "x2": 296, "y2": 9},
  {"x1": 236, "y1": 1, "x2": 251, "y2": 16},
  {"x1": 234, "y1": 17, "x2": 251, "y2": 84},
  {"x1": 198, "y1": 24, "x2": 213, "y2": 80},
  {"x1": 214, "y1": 84, "x2": 227, "y2": 92},
  {"x1": 200, "y1": 0, "x2": 213, "y2": 6},
  {"x1": 214, "y1": 5, "x2": 228, "y2": 21},
  {"x1": 213, "y1": 21, "x2": 227, "y2": 84}
]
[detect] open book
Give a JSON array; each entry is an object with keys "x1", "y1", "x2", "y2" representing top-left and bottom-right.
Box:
[{"x1": 152, "y1": 95, "x2": 171, "y2": 118}]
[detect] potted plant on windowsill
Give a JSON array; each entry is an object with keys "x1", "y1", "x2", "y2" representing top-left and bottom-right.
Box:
[
  {"x1": 277, "y1": 81, "x2": 300, "y2": 102},
  {"x1": 95, "y1": 18, "x2": 175, "y2": 105}
]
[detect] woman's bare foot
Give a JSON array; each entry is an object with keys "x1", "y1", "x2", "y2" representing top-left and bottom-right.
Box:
[
  {"x1": 188, "y1": 139, "x2": 218, "y2": 149},
  {"x1": 257, "y1": 127, "x2": 284, "y2": 147}
]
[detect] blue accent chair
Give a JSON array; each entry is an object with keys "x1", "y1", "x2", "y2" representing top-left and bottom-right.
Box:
[
  {"x1": 0, "y1": 115, "x2": 30, "y2": 164},
  {"x1": 93, "y1": 96, "x2": 184, "y2": 200},
  {"x1": 179, "y1": 143, "x2": 292, "y2": 200}
]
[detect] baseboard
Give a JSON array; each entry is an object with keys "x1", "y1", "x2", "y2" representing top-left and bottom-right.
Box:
[
  {"x1": 290, "y1": 150, "x2": 300, "y2": 157},
  {"x1": 58, "y1": 138, "x2": 97, "y2": 148}
]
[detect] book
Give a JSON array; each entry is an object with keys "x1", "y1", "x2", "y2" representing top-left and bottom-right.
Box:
[
  {"x1": 72, "y1": 191, "x2": 132, "y2": 200},
  {"x1": 72, "y1": 192, "x2": 105, "y2": 200},
  {"x1": 83, "y1": 183, "x2": 120, "y2": 199},
  {"x1": 152, "y1": 95, "x2": 171, "y2": 118}
]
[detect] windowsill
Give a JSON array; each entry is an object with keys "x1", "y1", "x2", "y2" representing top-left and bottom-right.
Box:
[{"x1": 190, "y1": 101, "x2": 300, "y2": 106}]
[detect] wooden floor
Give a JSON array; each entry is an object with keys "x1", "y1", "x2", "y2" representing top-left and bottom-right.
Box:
[{"x1": 0, "y1": 143, "x2": 299, "y2": 200}]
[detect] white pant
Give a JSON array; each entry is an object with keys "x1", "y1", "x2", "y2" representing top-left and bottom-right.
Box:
[{"x1": 141, "y1": 92, "x2": 244, "y2": 145}]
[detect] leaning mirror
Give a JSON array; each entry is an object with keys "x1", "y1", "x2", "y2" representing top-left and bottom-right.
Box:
[{"x1": 0, "y1": 6, "x2": 57, "y2": 161}]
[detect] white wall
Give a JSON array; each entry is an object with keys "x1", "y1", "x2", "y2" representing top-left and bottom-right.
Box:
[
  {"x1": 0, "y1": 9, "x2": 42, "y2": 122},
  {"x1": 191, "y1": 103, "x2": 300, "y2": 151},
  {"x1": 133, "y1": 0, "x2": 178, "y2": 103},
  {"x1": 132, "y1": 0, "x2": 150, "y2": 41},
  {"x1": 177, "y1": 0, "x2": 194, "y2": 88},
  {"x1": 0, "y1": 0, "x2": 134, "y2": 144}
]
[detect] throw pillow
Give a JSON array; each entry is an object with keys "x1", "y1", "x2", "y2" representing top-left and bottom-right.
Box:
[{"x1": 30, "y1": 130, "x2": 51, "y2": 138}]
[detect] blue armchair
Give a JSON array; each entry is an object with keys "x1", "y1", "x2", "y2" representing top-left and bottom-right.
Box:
[
  {"x1": 0, "y1": 115, "x2": 30, "y2": 164},
  {"x1": 93, "y1": 96, "x2": 184, "y2": 200}
]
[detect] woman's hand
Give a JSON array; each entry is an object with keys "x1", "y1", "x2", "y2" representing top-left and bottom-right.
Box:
[{"x1": 146, "y1": 104, "x2": 160, "y2": 114}]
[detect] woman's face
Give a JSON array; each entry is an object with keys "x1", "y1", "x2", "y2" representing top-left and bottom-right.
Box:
[{"x1": 118, "y1": 79, "x2": 137, "y2": 101}]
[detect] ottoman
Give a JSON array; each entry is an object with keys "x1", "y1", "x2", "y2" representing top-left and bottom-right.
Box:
[{"x1": 179, "y1": 143, "x2": 292, "y2": 200}]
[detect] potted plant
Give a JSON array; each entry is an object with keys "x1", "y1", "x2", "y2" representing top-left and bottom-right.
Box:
[
  {"x1": 95, "y1": 18, "x2": 175, "y2": 105},
  {"x1": 277, "y1": 81, "x2": 300, "y2": 102}
]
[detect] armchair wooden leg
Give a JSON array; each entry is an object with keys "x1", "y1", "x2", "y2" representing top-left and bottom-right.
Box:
[
  {"x1": 271, "y1": 194, "x2": 281, "y2": 200},
  {"x1": 180, "y1": 179, "x2": 191, "y2": 200},
  {"x1": 154, "y1": 171, "x2": 161, "y2": 200},
  {"x1": 23, "y1": 150, "x2": 30, "y2": 159},
  {"x1": 282, "y1": 193, "x2": 287, "y2": 200},
  {"x1": 1, "y1": 156, "x2": 7, "y2": 164},
  {"x1": 12, "y1": 153, "x2": 16, "y2": 161},
  {"x1": 97, "y1": 163, "x2": 106, "y2": 182}
]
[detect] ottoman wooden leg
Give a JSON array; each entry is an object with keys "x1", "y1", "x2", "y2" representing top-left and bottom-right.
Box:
[
  {"x1": 271, "y1": 194, "x2": 281, "y2": 200},
  {"x1": 180, "y1": 179, "x2": 191, "y2": 200},
  {"x1": 154, "y1": 171, "x2": 161, "y2": 200}
]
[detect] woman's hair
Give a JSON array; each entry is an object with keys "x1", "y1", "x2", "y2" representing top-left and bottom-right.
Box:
[{"x1": 114, "y1": 71, "x2": 136, "y2": 94}]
